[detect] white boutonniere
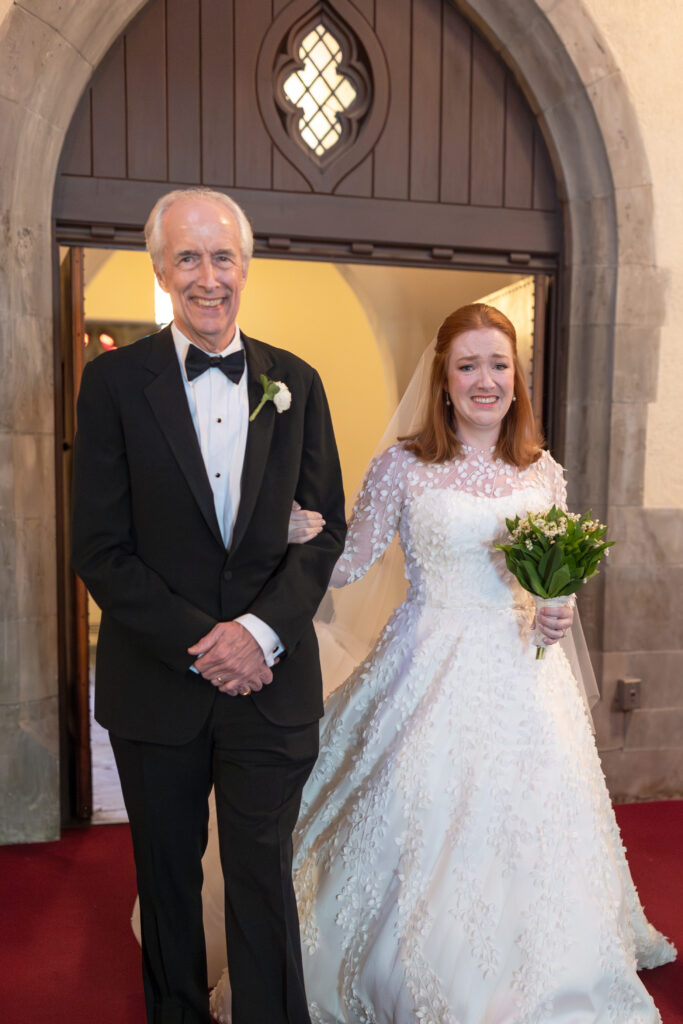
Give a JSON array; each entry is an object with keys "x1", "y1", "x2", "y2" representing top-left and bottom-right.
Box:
[{"x1": 249, "y1": 374, "x2": 292, "y2": 422}]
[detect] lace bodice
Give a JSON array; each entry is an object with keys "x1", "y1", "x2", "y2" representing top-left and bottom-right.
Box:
[{"x1": 331, "y1": 444, "x2": 567, "y2": 606}]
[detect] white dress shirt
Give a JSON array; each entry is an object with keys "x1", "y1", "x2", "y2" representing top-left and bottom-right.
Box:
[{"x1": 172, "y1": 323, "x2": 283, "y2": 667}]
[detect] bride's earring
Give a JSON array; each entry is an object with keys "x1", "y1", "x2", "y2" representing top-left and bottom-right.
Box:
[
  {"x1": 512, "y1": 395, "x2": 517, "y2": 402},
  {"x1": 444, "y1": 391, "x2": 451, "y2": 406}
]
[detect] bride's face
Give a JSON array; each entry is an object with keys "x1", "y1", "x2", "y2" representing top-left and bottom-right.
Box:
[{"x1": 445, "y1": 327, "x2": 515, "y2": 447}]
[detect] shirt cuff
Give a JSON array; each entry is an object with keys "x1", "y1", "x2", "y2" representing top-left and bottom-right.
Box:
[{"x1": 236, "y1": 613, "x2": 284, "y2": 667}]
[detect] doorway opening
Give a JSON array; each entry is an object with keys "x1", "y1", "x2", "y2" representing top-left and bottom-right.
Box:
[{"x1": 57, "y1": 245, "x2": 556, "y2": 823}]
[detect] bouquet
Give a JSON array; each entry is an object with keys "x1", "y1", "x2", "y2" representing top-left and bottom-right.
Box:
[{"x1": 495, "y1": 505, "x2": 613, "y2": 659}]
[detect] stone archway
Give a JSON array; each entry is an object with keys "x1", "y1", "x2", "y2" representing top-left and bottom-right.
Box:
[{"x1": 0, "y1": 0, "x2": 661, "y2": 841}]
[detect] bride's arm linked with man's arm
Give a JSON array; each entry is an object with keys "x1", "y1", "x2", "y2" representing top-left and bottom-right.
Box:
[{"x1": 288, "y1": 443, "x2": 573, "y2": 648}]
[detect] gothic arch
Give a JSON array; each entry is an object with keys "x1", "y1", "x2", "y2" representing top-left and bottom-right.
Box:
[{"x1": 0, "y1": 0, "x2": 660, "y2": 840}]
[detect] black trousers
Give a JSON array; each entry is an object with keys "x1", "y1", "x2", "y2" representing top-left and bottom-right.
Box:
[{"x1": 111, "y1": 691, "x2": 319, "y2": 1024}]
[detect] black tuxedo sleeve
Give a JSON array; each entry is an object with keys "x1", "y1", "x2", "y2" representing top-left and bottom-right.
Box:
[
  {"x1": 71, "y1": 359, "x2": 217, "y2": 673},
  {"x1": 245, "y1": 370, "x2": 346, "y2": 653}
]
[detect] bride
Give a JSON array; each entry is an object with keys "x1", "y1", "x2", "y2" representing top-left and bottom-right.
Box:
[{"x1": 206, "y1": 303, "x2": 674, "y2": 1021}]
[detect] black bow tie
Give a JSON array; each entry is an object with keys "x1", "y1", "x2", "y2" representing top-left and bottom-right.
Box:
[{"x1": 185, "y1": 346, "x2": 245, "y2": 384}]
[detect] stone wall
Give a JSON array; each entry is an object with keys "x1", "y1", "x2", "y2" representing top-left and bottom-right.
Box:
[
  {"x1": 0, "y1": 0, "x2": 680, "y2": 841},
  {"x1": 0, "y1": 0, "x2": 147, "y2": 843}
]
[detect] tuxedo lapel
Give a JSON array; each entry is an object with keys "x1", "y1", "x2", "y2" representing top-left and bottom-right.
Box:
[
  {"x1": 143, "y1": 328, "x2": 224, "y2": 547},
  {"x1": 229, "y1": 335, "x2": 276, "y2": 555}
]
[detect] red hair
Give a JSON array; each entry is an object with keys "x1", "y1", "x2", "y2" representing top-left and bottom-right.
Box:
[{"x1": 403, "y1": 303, "x2": 543, "y2": 467}]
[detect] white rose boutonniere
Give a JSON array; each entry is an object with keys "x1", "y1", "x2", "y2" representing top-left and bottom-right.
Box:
[{"x1": 249, "y1": 374, "x2": 292, "y2": 422}]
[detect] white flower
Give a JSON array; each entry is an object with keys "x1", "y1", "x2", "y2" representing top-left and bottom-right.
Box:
[
  {"x1": 272, "y1": 381, "x2": 292, "y2": 413},
  {"x1": 249, "y1": 374, "x2": 292, "y2": 421}
]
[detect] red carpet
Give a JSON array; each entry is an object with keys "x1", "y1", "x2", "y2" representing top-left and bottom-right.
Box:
[{"x1": 0, "y1": 803, "x2": 680, "y2": 1024}]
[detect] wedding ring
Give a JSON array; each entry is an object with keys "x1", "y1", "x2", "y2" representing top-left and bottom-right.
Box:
[
  {"x1": 240, "y1": 690, "x2": 250, "y2": 697},
  {"x1": 216, "y1": 676, "x2": 222, "y2": 683}
]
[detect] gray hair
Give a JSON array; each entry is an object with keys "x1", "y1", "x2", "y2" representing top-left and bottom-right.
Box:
[{"x1": 144, "y1": 187, "x2": 254, "y2": 272}]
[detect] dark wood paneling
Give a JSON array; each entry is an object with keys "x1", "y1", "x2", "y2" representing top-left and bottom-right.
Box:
[
  {"x1": 201, "y1": 0, "x2": 235, "y2": 187},
  {"x1": 167, "y1": 0, "x2": 201, "y2": 184},
  {"x1": 504, "y1": 78, "x2": 534, "y2": 209},
  {"x1": 336, "y1": 154, "x2": 373, "y2": 196},
  {"x1": 56, "y1": 0, "x2": 560, "y2": 247},
  {"x1": 234, "y1": 0, "x2": 272, "y2": 189},
  {"x1": 273, "y1": 150, "x2": 312, "y2": 193},
  {"x1": 126, "y1": 0, "x2": 167, "y2": 181},
  {"x1": 60, "y1": 89, "x2": 92, "y2": 176},
  {"x1": 533, "y1": 126, "x2": 558, "y2": 211},
  {"x1": 373, "y1": 0, "x2": 411, "y2": 199},
  {"x1": 440, "y1": 4, "x2": 471, "y2": 205},
  {"x1": 91, "y1": 38, "x2": 127, "y2": 179},
  {"x1": 410, "y1": 0, "x2": 442, "y2": 201},
  {"x1": 55, "y1": 177, "x2": 560, "y2": 255},
  {"x1": 470, "y1": 33, "x2": 505, "y2": 206},
  {"x1": 350, "y1": 0, "x2": 375, "y2": 23}
]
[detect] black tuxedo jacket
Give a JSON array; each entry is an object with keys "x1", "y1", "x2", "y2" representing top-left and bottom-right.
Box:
[{"x1": 72, "y1": 326, "x2": 346, "y2": 744}]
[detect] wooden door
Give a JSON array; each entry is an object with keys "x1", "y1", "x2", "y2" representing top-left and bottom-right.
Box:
[
  {"x1": 56, "y1": 247, "x2": 92, "y2": 821},
  {"x1": 55, "y1": 0, "x2": 560, "y2": 267}
]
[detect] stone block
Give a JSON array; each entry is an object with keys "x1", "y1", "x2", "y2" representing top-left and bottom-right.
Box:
[
  {"x1": 599, "y1": 747, "x2": 683, "y2": 801},
  {"x1": 544, "y1": 0, "x2": 618, "y2": 87},
  {"x1": 565, "y1": 262, "x2": 618, "y2": 327},
  {"x1": 0, "y1": 613, "x2": 20, "y2": 704},
  {"x1": 587, "y1": 72, "x2": 651, "y2": 192},
  {"x1": 564, "y1": 194, "x2": 617, "y2": 269},
  {"x1": 562, "y1": 399, "x2": 611, "y2": 509},
  {"x1": 18, "y1": 615, "x2": 59, "y2": 704},
  {"x1": 607, "y1": 402, "x2": 646, "y2": 507},
  {"x1": 16, "y1": 517, "x2": 58, "y2": 621},
  {"x1": 564, "y1": 323, "x2": 612, "y2": 405},
  {"x1": 539, "y1": 91, "x2": 612, "y2": 203},
  {"x1": 18, "y1": 0, "x2": 146, "y2": 68},
  {"x1": 0, "y1": 696, "x2": 60, "y2": 844},
  {"x1": 0, "y1": 208, "x2": 56, "y2": 323},
  {"x1": 615, "y1": 264, "x2": 668, "y2": 330},
  {"x1": 12, "y1": 433, "x2": 56, "y2": 520},
  {"x1": 614, "y1": 185, "x2": 655, "y2": 267},
  {"x1": 0, "y1": 4, "x2": 88, "y2": 131},
  {"x1": 0, "y1": 315, "x2": 54, "y2": 434},
  {"x1": 602, "y1": 650, "x2": 683, "y2": 711},
  {"x1": 0, "y1": 433, "x2": 13, "y2": 517},
  {"x1": 623, "y1": 708, "x2": 683, "y2": 750},
  {"x1": 606, "y1": 507, "x2": 683, "y2": 569},
  {"x1": 458, "y1": 0, "x2": 544, "y2": 60},
  {"x1": 501, "y1": 11, "x2": 585, "y2": 118},
  {"x1": 612, "y1": 325, "x2": 660, "y2": 403},
  {"x1": 604, "y1": 566, "x2": 683, "y2": 652},
  {"x1": 0, "y1": 512, "x2": 17, "y2": 622}
]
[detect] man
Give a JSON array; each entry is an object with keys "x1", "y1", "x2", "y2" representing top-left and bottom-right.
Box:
[{"x1": 72, "y1": 187, "x2": 346, "y2": 1024}]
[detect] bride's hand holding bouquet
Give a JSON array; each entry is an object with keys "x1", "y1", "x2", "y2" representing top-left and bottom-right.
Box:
[{"x1": 495, "y1": 505, "x2": 614, "y2": 659}]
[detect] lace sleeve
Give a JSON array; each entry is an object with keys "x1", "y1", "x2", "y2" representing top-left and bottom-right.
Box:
[
  {"x1": 330, "y1": 445, "x2": 406, "y2": 588},
  {"x1": 539, "y1": 450, "x2": 568, "y2": 511}
]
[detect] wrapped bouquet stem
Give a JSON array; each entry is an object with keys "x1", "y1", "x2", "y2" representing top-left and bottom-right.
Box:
[
  {"x1": 531, "y1": 594, "x2": 574, "y2": 658},
  {"x1": 495, "y1": 506, "x2": 613, "y2": 660}
]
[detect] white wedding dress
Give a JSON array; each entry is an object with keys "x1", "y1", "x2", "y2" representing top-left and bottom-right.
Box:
[{"x1": 210, "y1": 444, "x2": 674, "y2": 1024}]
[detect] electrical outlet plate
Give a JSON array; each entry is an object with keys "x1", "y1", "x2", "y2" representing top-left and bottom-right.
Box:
[{"x1": 617, "y1": 677, "x2": 642, "y2": 712}]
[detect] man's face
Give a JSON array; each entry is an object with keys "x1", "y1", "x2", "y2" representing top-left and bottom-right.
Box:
[{"x1": 155, "y1": 198, "x2": 248, "y2": 353}]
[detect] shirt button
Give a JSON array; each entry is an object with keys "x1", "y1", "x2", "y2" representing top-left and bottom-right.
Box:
[
  {"x1": 215, "y1": 472, "x2": 221, "y2": 478},
  {"x1": 223, "y1": 569, "x2": 232, "y2": 581},
  {"x1": 217, "y1": 418, "x2": 222, "y2": 423}
]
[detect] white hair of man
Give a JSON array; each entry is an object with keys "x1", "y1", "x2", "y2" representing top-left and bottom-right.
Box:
[{"x1": 144, "y1": 187, "x2": 254, "y2": 273}]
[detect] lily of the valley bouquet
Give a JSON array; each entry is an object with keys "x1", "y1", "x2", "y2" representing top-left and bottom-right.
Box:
[{"x1": 495, "y1": 506, "x2": 614, "y2": 659}]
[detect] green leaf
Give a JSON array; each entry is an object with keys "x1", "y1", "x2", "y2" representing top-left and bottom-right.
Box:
[
  {"x1": 520, "y1": 559, "x2": 547, "y2": 597},
  {"x1": 547, "y1": 563, "x2": 572, "y2": 597}
]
